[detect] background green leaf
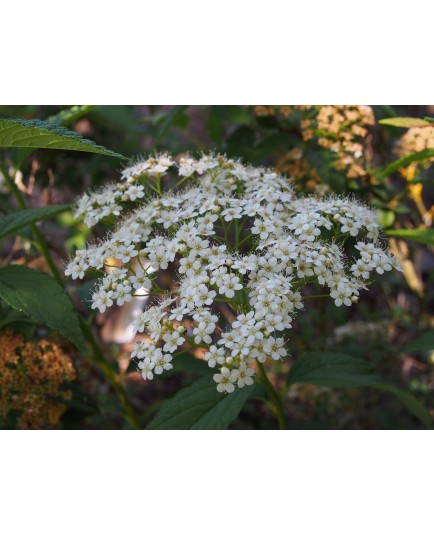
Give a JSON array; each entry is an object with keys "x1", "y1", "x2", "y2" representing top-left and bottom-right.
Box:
[
  {"x1": 287, "y1": 352, "x2": 432, "y2": 428},
  {"x1": 0, "y1": 118, "x2": 126, "y2": 159},
  {"x1": 0, "y1": 265, "x2": 85, "y2": 351},
  {"x1": 404, "y1": 330, "x2": 434, "y2": 352},
  {"x1": 287, "y1": 352, "x2": 384, "y2": 388},
  {"x1": 46, "y1": 105, "x2": 95, "y2": 126},
  {"x1": 154, "y1": 105, "x2": 189, "y2": 144},
  {"x1": 373, "y1": 384, "x2": 432, "y2": 430},
  {"x1": 146, "y1": 376, "x2": 255, "y2": 429},
  {"x1": 380, "y1": 149, "x2": 434, "y2": 177},
  {"x1": 386, "y1": 228, "x2": 434, "y2": 246},
  {"x1": 0, "y1": 205, "x2": 71, "y2": 240},
  {"x1": 165, "y1": 351, "x2": 210, "y2": 377},
  {"x1": 379, "y1": 117, "x2": 431, "y2": 128}
]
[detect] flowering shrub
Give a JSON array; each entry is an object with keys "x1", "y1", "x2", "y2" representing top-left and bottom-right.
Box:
[
  {"x1": 0, "y1": 329, "x2": 76, "y2": 429},
  {"x1": 256, "y1": 105, "x2": 375, "y2": 187},
  {"x1": 66, "y1": 154, "x2": 401, "y2": 394}
]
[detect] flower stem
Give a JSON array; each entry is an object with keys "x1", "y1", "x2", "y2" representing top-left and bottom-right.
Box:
[
  {"x1": 2, "y1": 166, "x2": 140, "y2": 429},
  {"x1": 256, "y1": 359, "x2": 287, "y2": 430},
  {"x1": 79, "y1": 319, "x2": 140, "y2": 429}
]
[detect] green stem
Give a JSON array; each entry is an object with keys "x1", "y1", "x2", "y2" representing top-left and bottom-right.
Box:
[
  {"x1": 256, "y1": 359, "x2": 287, "y2": 430},
  {"x1": 79, "y1": 319, "x2": 140, "y2": 429},
  {"x1": 169, "y1": 173, "x2": 194, "y2": 192},
  {"x1": 2, "y1": 166, "x2": 140, "y2": 429}
]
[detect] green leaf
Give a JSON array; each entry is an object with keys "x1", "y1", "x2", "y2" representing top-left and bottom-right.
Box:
[
  {"x1": 287, "y1": 352, "x2": 432, "y2": 428},
  {"x1": 379, "y1": 117, "x2": 431, "y2": 128},
  {"x1": 227, "y1": 126, "x2": 256, "y2": 154},
  {"x1": 0, "y1": 204, "x2": 71, "y2": 240},
  {"x1": 146, "y1": 376, "x2": 254, "y2": 429},
  {"x1": 287, "y1": 352, "x2": 383, "y2": 388},
  {"x1": 373, "y1": 384, "x2": 432, "y2": 430},
  {"x1": 0, "y1": 118, "x2": 126, "y2": 159},
  {"x1": 13, "y1": 106, "x2": 96, "y2": 167},
  {"x1": 0, "y1": 265, "x2": 85, "y2": 352},
  {"x1": 0, "y1": 301, "x2": 37, "y2": 330},
  {"x1": 165, "y1": 351, "x2": 209, "y2": 377},
  {"x1": 380, "y1": 148, "x2": 434, "y2": 177},
  {"x1": 207, "y1": 112, "x2": 224, "y2": 145},
  {"x1": 47, "y1": 105, "x2": 95, "y2": 125},
  {"x1": 404, "y1": 330, "x2": 434, "y2": 352},
  {"x1": 376, "y1": 208, "x2": 395, "y2": 229},
  {"x1": 424, "y1": 117, "x2": 434, "y2": 124},
  {"x1": 128, "y1": 351, "x2": 210, "y2": 376},
  {"x1": 212, "y1": 106, "x2": 254, "y2": 125},
  {"x1": 386, "y1": 228, "x2": 434, "y2": 246},
  {"x1": 155, "y1": 106, "x2": 189, "y2": 143}
]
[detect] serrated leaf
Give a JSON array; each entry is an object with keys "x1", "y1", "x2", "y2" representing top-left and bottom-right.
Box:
[
  {"x1": 380, "y1": 148, "x2": 434, "y2": 177},
  {"x1": 0, "y1": 118, "x2": 126, "y2": 159},
  {"x1": 404, "y1": 330, "x2": 434, "y2": 352},
  {"x1": 146, "y1": 376, "x2": 254, "y2": 430},
  {"x1": 0, "y1": 265, "x2": 85, "y2": 352},
  {"x1": 0, "y1": 204, "x2": 71, "y2": 240},
  {"x1": 379, "y1": 117, "x2": 431, "y2": 128},
  {"x1": 287, "y1": 352, "x2": 383, "y2": 388},
  {"x1": 287, "y1": 352, "x2": 432, "y2": 428},
  {"x1": 14, "y1": 106, "x2": 96, "y2": 167},
  {"x1": 386, "y1": 228, "x2": 434, "y2": 246}
]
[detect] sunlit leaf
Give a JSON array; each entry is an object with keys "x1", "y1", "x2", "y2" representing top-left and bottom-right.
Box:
[
  {"x1": 386, "y1": 228, "x2": 434, "y2": 246},
  {"x1": 13, "y1": 106, "x2": 97, "y2": 167},
  {"x1": 379, "y1": 117, "x2": 431, "y2": 128},
  {"x1": 380, "y1": 149, "x2": 434, "y2": 177},
  {"x1": 0, "y1": 118, "x2": 126, "y2": 158}
]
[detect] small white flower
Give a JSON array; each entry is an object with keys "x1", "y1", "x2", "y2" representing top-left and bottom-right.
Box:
[
  {"x1": 152, "y1": 350, "x2": 173, "y2": 375},
  {"x1": 91, "y1": 290, "x2": 114, "y2": 313},
  {"x1": 236, "y1": 363, "x2": 255, "y2": 388},
  {"x1": 213, "y1": 367, "x2": 239, "y2": 393},
  {"x1": 138, "y1": 358, "x2": 154, "y2": 380},
  {"x1": 163, "y1": 331, "x2": 185, "y2": 353}
]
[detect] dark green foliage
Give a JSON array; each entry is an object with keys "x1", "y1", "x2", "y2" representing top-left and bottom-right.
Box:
[
  {"x1": 147, "y1": 376, "x2": 256, "y2": 430},
  {"x1": 0, "y1": 205, "x2": 71, "y2": 240},
  {"x1": 0, "y1": 265, "x2": 85, "y2": 351}
]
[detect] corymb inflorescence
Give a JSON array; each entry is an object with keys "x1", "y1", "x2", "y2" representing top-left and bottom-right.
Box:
[{"x1": 66, "y1": 154, "x2": 401, "y2": 392}]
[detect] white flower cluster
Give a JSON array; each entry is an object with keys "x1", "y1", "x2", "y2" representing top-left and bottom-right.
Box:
[{"x1": 66, "y1": 154, "x2": 401, "y2": 392}]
